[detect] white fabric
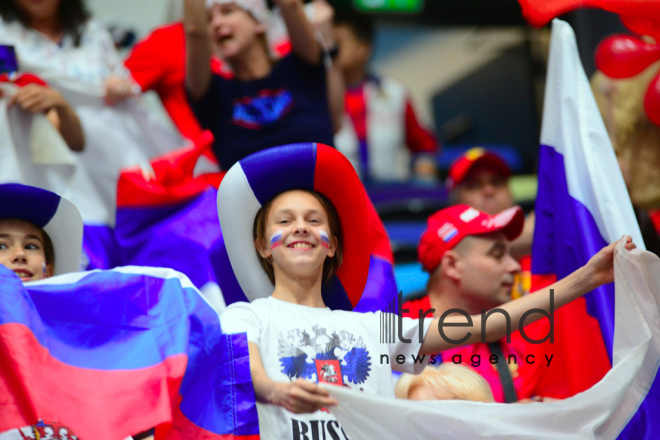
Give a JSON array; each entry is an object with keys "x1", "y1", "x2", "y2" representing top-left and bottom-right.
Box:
[
  {"x1": 221, "y1": 296, "x2": 432, "y2": 440},
  {"x1": 539, "y1": 19, "x2": 644, "y2": 249},
  {"x1": 327, "y1": 241, "x2": 660, "y2": 439},
  {"x1": 0, "y1": 19, "x2": 185, "y2": 226},
  {"x1": 334, "y1": 77, "x2": 411, "y2": 181}
]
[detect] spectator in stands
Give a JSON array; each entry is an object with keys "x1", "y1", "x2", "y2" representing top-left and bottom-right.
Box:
[
  {"x1": 0, "y1": 0, "x2": 138, "y2": 106},
  {"x1": 185, "y1": 0, "x2": 338, "y2": 170},
  {"x1": 128, "y1": 0, "x2": 341, "y2": 145},
  {"x1": 395, "y1": 364, "x2": 495, "y2": 403},
  {"x1": 447, "y1": 147, "x2": 533, "y2": 301},
  {"x1": 0, "y1": 183, "x2": 83, "y2": 281},
  {"x1": 333, "y1": 13, "x2": 438, "y2": 183},
  {"x1": 402, "y1": 204, "x2": 557, "y2": 403}
]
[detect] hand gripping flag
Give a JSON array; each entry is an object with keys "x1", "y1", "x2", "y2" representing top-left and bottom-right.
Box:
[
  {"x1": 0, "y1": 265, "x2": 259, "y2": 440},
  {"x1": 326, "y1": 230, "x2": 660, "y2": 438}
]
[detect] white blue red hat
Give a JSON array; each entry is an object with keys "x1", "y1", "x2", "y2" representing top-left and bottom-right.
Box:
[
  {"x1": 0, "y1": 184, "x2": 83, "y2": 275},
  {"x1": 215, "y1": 143, "x2": 371, "y2": 310}
]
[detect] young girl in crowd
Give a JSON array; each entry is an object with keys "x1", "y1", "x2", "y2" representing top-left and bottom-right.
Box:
[
  {"x1": 217, "y1": 143, "x2": 635, "y2": 439},
  {"x1": 185, "y1": 0, "x2": 336, "y2": 170},
  {"x1": 0, "y1": 183, "x2": 82, "y2": 282}
]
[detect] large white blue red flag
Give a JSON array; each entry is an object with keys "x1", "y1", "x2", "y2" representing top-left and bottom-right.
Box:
[
  {"x1": 0, "y1": 265, "x2": 259, "y2": 440},
  {"x1": 317, "y1": 19, "x2": 660, "y2": 439}
]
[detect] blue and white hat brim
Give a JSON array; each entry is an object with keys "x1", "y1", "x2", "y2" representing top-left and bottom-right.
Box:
[{"x1": 0, "y1": 184, "x2": 83, "y2": 275}]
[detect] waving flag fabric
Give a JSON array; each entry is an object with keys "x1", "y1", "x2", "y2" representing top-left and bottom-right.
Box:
[
  {"x1": 322, "y1": 20, "x2": 660, "y2": 439},
  {"x1": 0, "y1": 265, "x2": 259, "y2": 440},
  {"x1": 327, "y1": 240, "x2": 660, "y2": 439},
  {"x1": 530, "y1": 16, "x2": 646, "y2": 399}
]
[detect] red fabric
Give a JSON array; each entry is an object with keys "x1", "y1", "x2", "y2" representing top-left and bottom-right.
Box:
[
  {"x1": 344, "y1": 85, "x2": 368, "y2": 143},
  {"x1": 124, "y1": 23, "x2": 228, "y2": 141},
  {"x1": 650, "y1": 209, "x2": 660, "y2": 234},
  {"x1": 0, "y1": 73, "x2": 48, "y2": 87},
  {"x1": 314, "y1": 145, "x2": 372, "y2": 309},
  {"x1": 155, "y1": 395, "x2": 260, "y2": 440},
  {"x1": 401, "y1": 296, "x2": 551, "y2": 402},
  {"x1": 404, "y1": 98, "x2": 437, "y2": 154},
  {"x1": 364, "y1": 188, "x2": 394, "y2": 264},
  {"x1": 530, "y1": 273, "x2": 611, "y2": 397},
  {"x1": 518, "y1": 0, "x2": 660, "y2": 40},
  {"x1": 117, "y1": 131, "x2": 223, "y2": 208},
  {"x1": 0, "y1": 323, "x2": 187, "y2": 440}
]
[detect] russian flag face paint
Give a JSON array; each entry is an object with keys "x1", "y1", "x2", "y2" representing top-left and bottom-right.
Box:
[
  {"x1": 270, "y1": 230, "x2": 283, "y2": 249},
  {"x1": 319, "y1": 230, "x2": 330, "y2": 249}
]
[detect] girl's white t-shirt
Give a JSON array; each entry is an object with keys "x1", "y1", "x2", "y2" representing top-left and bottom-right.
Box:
[{"x1": 221, "y1": 296, "x2": 432, "y2": 440}]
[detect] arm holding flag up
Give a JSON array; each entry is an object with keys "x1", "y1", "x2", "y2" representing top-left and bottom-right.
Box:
[{"x1": 420, "y1": 236, "x2": 636, "y2": 355}]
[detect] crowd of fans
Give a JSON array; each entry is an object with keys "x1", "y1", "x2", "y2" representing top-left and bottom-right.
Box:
[{"x1": 1, "y1": 0, "x2": 659, "y2": 439}]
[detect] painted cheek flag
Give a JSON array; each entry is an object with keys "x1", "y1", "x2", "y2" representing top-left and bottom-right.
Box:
[{"x1": 0, "y1": 265, "x2": 259, "y2": 440}]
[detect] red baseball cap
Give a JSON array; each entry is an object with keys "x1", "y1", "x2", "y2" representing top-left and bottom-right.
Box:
[
  {"x1": 418, "y1": 204, "x2": 525, "y2": 273},
  {"x1": 447, "y1": 147, "x2": 512, "y2": 191}
]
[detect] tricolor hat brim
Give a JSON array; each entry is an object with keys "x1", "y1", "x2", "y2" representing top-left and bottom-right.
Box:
[
  {"x1": 0, "y1": 184, "x2": 83, "y2": 275},
  {"x1": 216, "y1": 143, "x2": 371, "y2": 311}
]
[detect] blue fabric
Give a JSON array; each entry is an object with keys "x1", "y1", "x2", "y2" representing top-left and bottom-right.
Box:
[
  {"x1": 353, "y1": 256, "x2": 399, "y2": 312},
  {"x1": 0, "y1": 265, "x2": 259, "y2": 436},
  {"x1": 115, "y1": 189, "x2": 220, "y2": 289},
  {"x1": 532, "y1": 144, "x2": 614, "y2": 360},
  {"x1": 189, "y1": 54, "x2": 334, "y2": 170}
]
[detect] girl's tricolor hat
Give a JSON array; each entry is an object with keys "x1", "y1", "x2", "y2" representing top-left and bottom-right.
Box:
[
  {"x1": 215, "y1": 143, "x2": 371, "y2": 311},
  {"x1": 0, "y1": 184, "x2": 83, "y2": 275},
  {"x1": 417, "y1": 204, "x2": 525, "y2": 273}
]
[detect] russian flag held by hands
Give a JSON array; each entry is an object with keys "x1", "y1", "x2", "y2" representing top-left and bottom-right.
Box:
[{"x1": 0, "y1": 265, "x2": 259, "y2": 440}]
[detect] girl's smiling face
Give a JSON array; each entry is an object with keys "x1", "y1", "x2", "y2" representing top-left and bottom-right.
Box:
[{"x1": 258, "y1": 190, "x2": 337, "y2": 281}]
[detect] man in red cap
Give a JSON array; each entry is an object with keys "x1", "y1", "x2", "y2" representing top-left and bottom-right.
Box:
[
  {"x1": 447, "y1": 147, "x2": 514, "y2": 216},
  {"x1": 447, "y1": 147, "x2": 534, "y2": 297},
  {"x1": 402, "y1": 204, "x2": 559, "y2": 403}
]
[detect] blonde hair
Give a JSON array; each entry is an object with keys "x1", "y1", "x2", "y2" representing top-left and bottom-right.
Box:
[
  {"x1": 591, "y1": 66, "x2": 660, "y2": 209},
  {"x1": 395, "y1": 364, "x2": 494, "y2": 403}
]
